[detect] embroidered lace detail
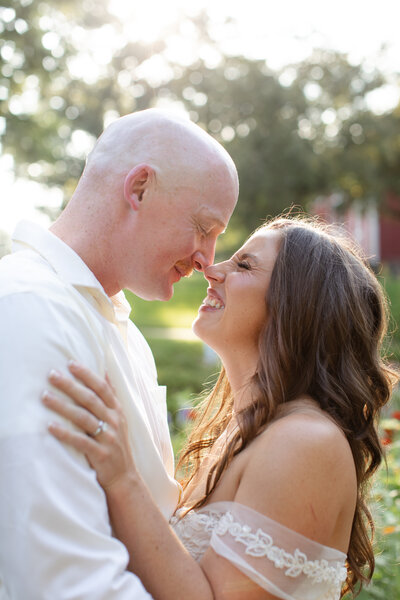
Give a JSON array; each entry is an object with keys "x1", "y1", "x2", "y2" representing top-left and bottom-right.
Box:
[
  {"x1": 215, "y1": 512, "x2": 347, "y2": 592},
  {"x1": 170, "y1": 508, "x2": 219, "y2": 561},
  {"x1": 171, "y1": 507, "x2": 347, "y2": 600}
]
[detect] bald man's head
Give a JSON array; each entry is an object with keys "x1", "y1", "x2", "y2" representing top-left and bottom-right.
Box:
[{"x1": 84, "y1": 108, "x2": 238, "y2": 193}]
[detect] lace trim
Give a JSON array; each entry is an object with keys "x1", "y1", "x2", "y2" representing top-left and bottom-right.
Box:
[
  {"x1": 214, "y1": 512, "x2": 348, "y2": 587},
  {"x1": 171, "y1": 508, "x2": 220, "y2": 533},
  {"x1": 170, "y1": 509, "x2": 220, "y2": 562}
]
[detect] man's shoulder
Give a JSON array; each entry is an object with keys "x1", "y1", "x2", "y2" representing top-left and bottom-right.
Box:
[
  {"x1": 0, "y1": 250, "x2": 101, "y2": 338},
  {"x1": 0, "y1": 249, "x2": 70, "y2": 300}
]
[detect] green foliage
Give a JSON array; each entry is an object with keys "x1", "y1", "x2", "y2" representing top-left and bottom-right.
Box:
[
  {"x1": 379, "y1": 271, "x2": 400, "y2": 363},
  {"x1": 351, "y1": 436, "x2": 400, "y2": 600},
  {"x1": 145, "y1": 336, "x2": 219, "y2": 435},
  {"x1": 0, "y1": 0, "x2": 158, "y2": 195}
]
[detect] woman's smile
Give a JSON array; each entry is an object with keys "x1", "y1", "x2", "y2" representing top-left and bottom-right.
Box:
[{"x1": 199, "y1": 288, "x2": 225, "y2": 311}]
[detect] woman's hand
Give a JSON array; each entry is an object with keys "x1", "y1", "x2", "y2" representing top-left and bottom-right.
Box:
[{"x1": 42, "y1": 361, "x2": 136, "y2": 491}]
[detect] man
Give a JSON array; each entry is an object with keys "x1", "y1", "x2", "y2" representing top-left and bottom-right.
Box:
[{"x1": 0, "y1": 109, "x2": 238, "y2": 599}]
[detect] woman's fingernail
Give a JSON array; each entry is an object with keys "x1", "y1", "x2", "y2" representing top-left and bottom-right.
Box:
[
  {"x1": 42, "y1": 389, "x2": 56, "y2": 402},
  {"x1": 68, "y1": 360, "x2": 79, "y2": 369},
  {"x1": 49, "y1": 369, "x2": 60, "y2": 380}
]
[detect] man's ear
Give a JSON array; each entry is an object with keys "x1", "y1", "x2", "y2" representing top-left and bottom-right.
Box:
[{"x1": 123, "y1": 164, "x2": 154, "y2": 211}]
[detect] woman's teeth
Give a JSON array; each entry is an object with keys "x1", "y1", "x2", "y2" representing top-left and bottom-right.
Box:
[{"x1": 204, "y1": 297, "x2": 224, "y2": 309}]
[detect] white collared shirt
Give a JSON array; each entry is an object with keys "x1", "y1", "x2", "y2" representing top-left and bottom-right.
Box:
[{"x1": 0, "y1": 221, "x2": 180, "y2": 599}]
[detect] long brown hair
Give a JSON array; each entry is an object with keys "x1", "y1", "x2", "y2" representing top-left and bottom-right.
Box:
[{"x1": 176, "y1": 216, "x2": 399, "y2": 597}]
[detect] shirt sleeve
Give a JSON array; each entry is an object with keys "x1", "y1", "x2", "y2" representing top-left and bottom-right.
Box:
[
  {"x1": 0, "y1": 292, "x2": 153, "y2": 599},
  {"x1": 208, "y1": 502, "x2": 348, "y2": 600}
]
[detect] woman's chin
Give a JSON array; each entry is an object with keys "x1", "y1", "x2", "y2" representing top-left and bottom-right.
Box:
[
  {"x1": 192, "y1": 316, "x2": 216, "y2": 348},
  {"x1": 191, "y1": 315, "x2": 204, "y2": 339}
]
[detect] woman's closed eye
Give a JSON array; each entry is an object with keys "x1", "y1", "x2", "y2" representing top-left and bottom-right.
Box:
[{"x1": 237, "y1": 260, "x2": 251, "y2": 270}]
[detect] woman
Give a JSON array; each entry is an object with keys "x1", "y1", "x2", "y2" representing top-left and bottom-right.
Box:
[{"x1": 42, "y1": 217, "x2": 398, "y2": 600}]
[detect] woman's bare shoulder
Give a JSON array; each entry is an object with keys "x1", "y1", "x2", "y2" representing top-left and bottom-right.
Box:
[
  {"x1": 234, "y1": 404, "x2": 357, "y2": 547},
  {"x1": 251, "y1": 402, "x2": 350, "y2": 456}
]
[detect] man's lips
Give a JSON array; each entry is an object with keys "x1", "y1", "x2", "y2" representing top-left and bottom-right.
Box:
[
  {"x1": 174, "y1": 264, "x2": 193, "y2": 278},
  {"x1": 171, "y1": 267, "x2": 183, "y2": 283}
]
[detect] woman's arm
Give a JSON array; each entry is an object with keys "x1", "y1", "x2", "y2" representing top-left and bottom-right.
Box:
[{"x1": 96, "y1": 463, "x2": 217, "y2": 600}]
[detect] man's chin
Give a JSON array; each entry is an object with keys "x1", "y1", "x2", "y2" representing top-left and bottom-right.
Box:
[
  {"x1": 159, "y1": 289, "x2": 174, "y2": 302},
  {"x1": 155, "y1": 282, "x2": 175, "y2": 302}
]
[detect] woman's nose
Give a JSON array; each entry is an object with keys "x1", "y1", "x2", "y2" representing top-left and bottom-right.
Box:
[{"x1": 204, "y1": 262, "x2": 226, "y2": 283}]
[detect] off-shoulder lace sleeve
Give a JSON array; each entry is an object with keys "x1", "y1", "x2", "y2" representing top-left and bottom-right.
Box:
[{"x1": 203, "y1": 501, "x2": 347, "y2": 600}]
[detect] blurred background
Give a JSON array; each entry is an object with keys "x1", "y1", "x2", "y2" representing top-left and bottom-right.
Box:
[{"x1": 1, "y1": 1, "x2": 399, "y2": 594}]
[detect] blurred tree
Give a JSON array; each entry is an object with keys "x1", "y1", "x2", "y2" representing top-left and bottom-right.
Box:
[
  {"x1": 0, "y1": 0, "x2": 157, "y2": 199},
  {"x1": 166, "y1": 47, "x2": 398, "y2": 232},
  {"x1": 165, "y1": 55, "x2": 319, "y2": 232},
  {"x1": 289, "y1": 50, "x2": 399, "y2": 211},
  {"x1": 331, "y1": 106, "x2": 400, "y2": 209},
  {"x1": 1, "y1": 4, "x2": 399, "y2": 230}
]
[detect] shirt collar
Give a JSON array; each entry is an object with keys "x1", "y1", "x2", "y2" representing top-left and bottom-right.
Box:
[
  {"x1": 110, "y1": 292, "x2": 132, "y2": 323},
  {"x1": 12, "y1": 220, "x2": 132, "y2": 323}
]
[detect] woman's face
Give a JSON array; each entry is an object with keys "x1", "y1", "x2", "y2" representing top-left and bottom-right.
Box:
[{"x1": 192, "y1": 228, "x2": 281, "y2": 359}]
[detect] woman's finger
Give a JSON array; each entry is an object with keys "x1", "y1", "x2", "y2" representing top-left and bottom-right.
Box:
[
  {"x1": 48, "y1": 421, "x2": 104, "y2": 458},
  {"x1": 105, "y1": 373, "x2": 116, "y2": 395},
  {"x1": 48, "y1": 370, "x2": 110, "y2": 419},
  {"x1": 42, "y1": 390, "x2": 105, "y2": 437},
  {"x1": 68, "y1": 361, "x2": 118, "y2": 409}
]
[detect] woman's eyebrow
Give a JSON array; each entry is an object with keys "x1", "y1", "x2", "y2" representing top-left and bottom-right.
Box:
[{"x1": 236, "y1": 253, "x2": 259, "y2": 263}]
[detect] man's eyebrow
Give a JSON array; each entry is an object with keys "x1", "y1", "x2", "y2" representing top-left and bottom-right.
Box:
[{"x1": 197, "y1": 209, "x2": 227, "y2": 231}]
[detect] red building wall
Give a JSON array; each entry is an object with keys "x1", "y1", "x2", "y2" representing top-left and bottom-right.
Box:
[
  {"x1": 313, "y1": 193, "x2": 400, "y2": 265},
  {"x1": 380, "y1": 193, "x2": 400, "y2": 262}
]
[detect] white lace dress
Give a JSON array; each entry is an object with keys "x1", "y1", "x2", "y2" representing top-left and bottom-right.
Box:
[{"x1": 170, "y1": 501, "x2": 347, "y2": 600}]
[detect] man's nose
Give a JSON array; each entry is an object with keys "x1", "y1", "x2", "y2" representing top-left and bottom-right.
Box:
[{"x1": 192, "y1": 240, "x2": 216, "y2": 272}]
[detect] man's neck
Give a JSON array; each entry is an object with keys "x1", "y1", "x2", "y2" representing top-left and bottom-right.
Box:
[{"x1": 50, "y1": 213, "x2": 119, "y2": 297}]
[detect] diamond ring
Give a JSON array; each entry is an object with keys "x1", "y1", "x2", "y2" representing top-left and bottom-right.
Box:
[{"x1": 91, "y1": 420, "x2": 109, "y2": 437}]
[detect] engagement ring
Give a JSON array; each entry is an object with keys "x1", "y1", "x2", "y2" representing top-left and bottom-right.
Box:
[{"x1": 91, "y1": 420, "x2": 108, "y2": 437}]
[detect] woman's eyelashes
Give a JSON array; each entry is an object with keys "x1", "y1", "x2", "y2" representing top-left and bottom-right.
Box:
[{"x1": 237, "y1": 260, "x2": 251, "y2": 270}]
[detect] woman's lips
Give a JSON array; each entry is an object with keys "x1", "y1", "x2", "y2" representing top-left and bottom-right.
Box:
[{"x1": 200, "y1": 288, "x2": 225, "y2": 311}]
